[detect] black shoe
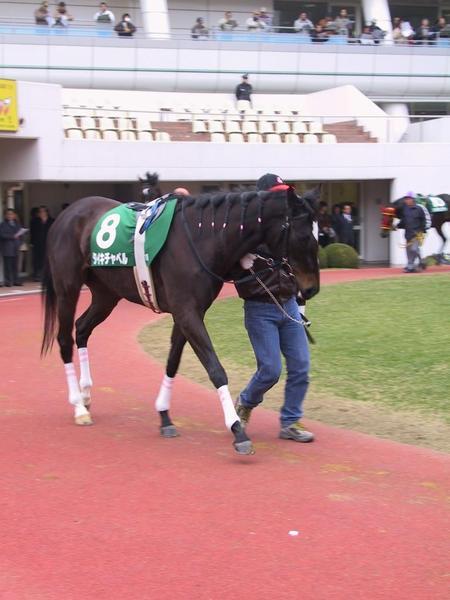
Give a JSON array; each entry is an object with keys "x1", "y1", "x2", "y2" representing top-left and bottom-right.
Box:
[
  {"x1": 403, "y1": 268, "x2": 417, "y2": 273},
  {"x1": 13, "y1": 282, "x2": 23, "y2": 286},
  {"x1": 5, "y1": 283, "x2": 12, "y2": 287}
]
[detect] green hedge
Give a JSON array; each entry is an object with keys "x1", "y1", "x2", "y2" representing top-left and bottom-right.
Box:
[
  {"x1": 318, "y1": 246, "x2": 328, "y2": 269},
  {"x1": 324, "y1": 243, "x2": 359, "y2": 269}
]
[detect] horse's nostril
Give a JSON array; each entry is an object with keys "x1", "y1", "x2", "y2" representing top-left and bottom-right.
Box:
[{"x1": 303, "y1": 286, "x2": 319, "y2": 300}]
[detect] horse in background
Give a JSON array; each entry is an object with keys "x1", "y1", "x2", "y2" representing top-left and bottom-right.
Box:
[
  {"x1": 41, "y1": 177, "x2": 320, "y2": 456},
  {"x1": 380, "y1": 194, "x2": 450, "y2": 263}
]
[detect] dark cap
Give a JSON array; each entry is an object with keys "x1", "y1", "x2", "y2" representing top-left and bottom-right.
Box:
[
  {"x1": 242, "y1": 73, "x2": 249, "y2": 79},
  {"x1": 256, "y1": 173, "x2": 287, "y2": 191}
]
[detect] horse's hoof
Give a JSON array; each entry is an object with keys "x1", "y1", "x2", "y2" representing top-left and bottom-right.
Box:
[
  {"x1": 160, "y1": 425, "x2": 179, "y2": 438},
  {"x1": 233, "y1": 440, "x2": 255, "y2": 455},
  {"x1": 75, "y1": 413, "x2": 93, "y2": 426}
]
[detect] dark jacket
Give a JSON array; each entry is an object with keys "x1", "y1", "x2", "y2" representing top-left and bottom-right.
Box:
[
  {"x1": 233, "y1": 245, "x2": 297, "y2": 303},
  {"x1": 30, "y1": 216, "x2": 54, "y2": 252},
  {"x1": 235, "y1": 82, "x2": 252, "y2": 101},
  {"x1": 397, "y1": 205, "x2": 426, "y2": 241},
  {"x1": 114, "y1": 19, "x2": 136, "y2": 36},
  {"x1": 337, "y1": 214, "x2": 355, "y2": 246},
  {"x1": 0, "y1": 219, "x2": 21, "y2": 257}
]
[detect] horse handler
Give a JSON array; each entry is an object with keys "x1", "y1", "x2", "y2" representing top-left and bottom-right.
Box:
[
  {"x1": 397, "y1": 192, "x2": 427, "y2": 273},
  {"x1": 234, "y1": 174, "x2": 314, "y2": 443}
]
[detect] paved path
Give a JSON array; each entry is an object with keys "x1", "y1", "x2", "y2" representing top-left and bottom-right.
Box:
[{"x1": 0, "y1": 270, "x2": 449, "y2": 599}]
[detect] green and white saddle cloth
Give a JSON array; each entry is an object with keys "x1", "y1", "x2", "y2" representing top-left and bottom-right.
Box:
[
  {"x1": 90, "y1": 198, "x2": 177, "y2": 310},
  {"x1": 416, "y1": 194, "x2": 448, "y2": 214}
]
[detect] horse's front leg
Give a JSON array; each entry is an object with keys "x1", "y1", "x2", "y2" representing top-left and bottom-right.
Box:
[
  {"x1": 155, "y1": 323, "x2": 186, "y2": 438},
  {"x1": 435, "y1": 223, "x2": 450, "y2": 264},
  {"x1": 174, "y1": 312, "x2": 254, "y2": 455}
]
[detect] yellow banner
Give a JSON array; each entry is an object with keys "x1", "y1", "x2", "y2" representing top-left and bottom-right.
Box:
[{"x1": 0, "y1": 79, "x2": 19, "y2": 132}]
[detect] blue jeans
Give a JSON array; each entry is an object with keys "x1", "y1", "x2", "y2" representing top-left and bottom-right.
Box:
[{"x1": 240, "y1": 297, "x2": 310, "y2": 427}]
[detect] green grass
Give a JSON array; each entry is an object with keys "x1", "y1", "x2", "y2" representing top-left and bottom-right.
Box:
[{"x1": 196, "y1": 274, "x2": 450, "y2": 420}]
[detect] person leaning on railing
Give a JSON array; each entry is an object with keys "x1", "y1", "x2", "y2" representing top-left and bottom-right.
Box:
[
  {"x1": 191, "y1": 17, "x2": 209, "y2": 39},
  {"x1": 34, "y1": 1, "x2": 54, "y2": 26},
  {"x1": 53, "y1": 2, "x2": 73, "y2": 27},
  {"x1": 414, "y1": 19, "x2": 436, "y2": 45},
  {"x1": 293, "y1": 12, "x2": 313, "y2": 34},
  {"x1": 114, "y1": 13, "x2": 136, "y2": 37},
  {"x1": 433, "y1": 16, "x2": 450, "y2": 39},
  {"x1": 217, "y1": 11, "x2": 238, "y2": 31},
  {"x1": 94, "y1": 2, "x2": 115, "y2": 25}
]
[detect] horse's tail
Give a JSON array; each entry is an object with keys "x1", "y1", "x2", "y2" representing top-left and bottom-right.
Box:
[{"x1": 41, "y1": 259, "x2": 58, "y2": 356}]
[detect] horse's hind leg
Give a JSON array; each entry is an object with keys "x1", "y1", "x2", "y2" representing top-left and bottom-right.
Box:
[
  {"x1": 56, "y1": 286, "x2": 93, "y2": 425},
  {"x1": 155, "y1": 323, "x2": 186, "y2": 438},
  {"x1": 75, "y1": 282, "x2": 120, "y2": 411}
]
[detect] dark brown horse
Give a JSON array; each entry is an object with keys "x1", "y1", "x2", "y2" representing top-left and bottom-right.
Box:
[
  {"x1": 41, "y1": 181, "x2": 320, "y2": 455},
  {"x1": 381, "y1": 195, "x2": 450, "y2": 263}
]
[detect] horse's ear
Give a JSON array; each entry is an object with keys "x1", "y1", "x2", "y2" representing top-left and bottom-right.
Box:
[
  {"x1": 139, "y1": 172, "x2": 160, "y2": 186},
  {"x1": 302, "y1": 184, "x2": 322, "y2": 215}
]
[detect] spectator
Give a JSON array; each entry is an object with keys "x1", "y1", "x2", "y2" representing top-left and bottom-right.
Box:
[
  {"x1": 218, "y1": 11, "x2": 238, "y2": 31},
  {"x1": 317, "y1": 202, "x2": 335, "y2": 247},
  {"x1": 330, "y1": 204, "x2": 342, "y2": 241},
  {"x1": 368, "y1": 20, "x2": 385, "y2": 44},
  {"x1": 333, "y1": 8, "x2": 352, "y2": 36},
  {"x1": 0, "y1": 209, "x2": 27, "y2": 287},
  {"x1": 338, "y1": 204, "x2": 355, "y2": 247},
  {"x1": 246, "y1": 12, "x2": 266, "y2": 32},
  {"x1": 293, "y1": 12, "x2": 313, "y2": 34},
  {"x1": 235, "y1": 74, "x2": 253, "y2": 107},
  {"x1": 415, "y1": 19, "x2": 435, "y2": 44},
  {"x1": 30, "y1": 206, "x2": 54, "y2": 282},
  {"x1": 114, "y1": 13, "x2": 136, "y2": 37},
  {"x1": 258, "y1": 7, "x2": 272, "y2": 29},
  {"x1": 396, "y1": 193, "x2": 426, "y2": 273},
  {"x1": 310, "y1": 24, "x2": 329, "y2": 43},
  {"x1": 34, "y1": 1, "x2": 54, "y2": 26},
  {"x1": 360, "y1": 25, "x2": 375, "y2": 45},
  {"x1": 191, "y1": 17, "x2": 209, "y2": 39},
  {"x1": 53, "y1": 2, "x2": 73, "y2": 27},
  {"x1": 433, "y1": 17, "x2": 450, "y2": 39},
  {"x1": 393, "y1": 17, "x2": 414, "y2": 42},
  {"x1": 94, "y1": 2, "x2": 115, "y2": 25}
]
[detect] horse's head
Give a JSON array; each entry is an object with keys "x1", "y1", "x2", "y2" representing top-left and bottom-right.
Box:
[
  {"x1": 380, "y1": 205, "x2": 397, "y2": 238},
  {"x1": 264, "y1": 186, "x2": 320, "y2": 300}
]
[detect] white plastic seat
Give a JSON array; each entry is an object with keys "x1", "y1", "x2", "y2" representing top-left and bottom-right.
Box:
[
  {"x1": 265, "y1": 133, "x2": 282, "y2": 144},
  {"x1": 303, "y1": 133, "x2": 319, "y2": 144},
  {"x1": 120, "y1": 129, "x2": 137, "y2": 141},
  {"x1": 309, "y1": 122, "x2": 324, "y2": 134},
  {"x1": 247, "y1": 133, "x2": 263, "y2": 143},
  {"x1": 155, "y1": 131, "x2": 171, "y2": 142},
  {"x1": 137, "y1": 130, "x2": 154, "y2": 141},
  {"x1": 135, "y1": 116, "x2": 154, "y2": 131},
  {"x1": 241, "y1": 108, "x2": 258, "y2": 120},
  {"x1": 208, "y1": 121, "x2": 225, "y2": 133},
  {"x1": 84, "y1": 128, "x2": 101, "y2": 140},
  {"x1": 228, "y1": 133, "x2": 245, "y2": 143},
  {"x1": 98, "y1": 116, "x2": 115, "y2": 130},
  {"x1": 275, "y1": 121, "x2": 291, "y2": 135},
  {"x1": 236, "y1": 100, "x2": 251, "y2": 112},
  {"x1": 65, "y1": 128, "x2": 83, "y2": 140},
  {"x1": 225, "y1": 120, "x2": 241, "y2": 134},
  {"x1": 322, "y1": 133, "x2": 338, "y2": 144},
  {"x1": 63, "y1": 115, "x2": 78, "y2": 129},
  {"x1": 285, "y1": 133, "x2": 300, "y2": 144},
  {"x1": 259, "y1": 121, "x2": 274, "y2": 134},
  {"x1": 292, "y1": 121, "x2": 308, "y2": 135},
  {"x1": 102, "y1": 129, "x2": 119, "y2": 141},
  {"x1": 211, "y1": 133, "x2": 226, "y2": 143},
  {"x1": 117, "y1": 117, "x2": 133, "y2": 130},
  {"x1": 241, "y1": 121, "x2": 257, "y2": 135},
  {"x1": 80, "y1": 116, "x2": 96, "y2": 129},
  {"x1": 192, "y1": 120, "x2": 207, "y2": 134}
]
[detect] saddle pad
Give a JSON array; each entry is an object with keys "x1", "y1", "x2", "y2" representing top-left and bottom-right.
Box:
[
  {"x1": 90, "y1": 199, "x2": 177, "y2": 267},
  {"x1": 416, "y1": 195, "x2": 448, "y2": 214}
]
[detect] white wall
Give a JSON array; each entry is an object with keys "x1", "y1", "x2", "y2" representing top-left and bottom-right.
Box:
[{"x1": 404, "y1": 117, "x2": 450, "y2": 143}]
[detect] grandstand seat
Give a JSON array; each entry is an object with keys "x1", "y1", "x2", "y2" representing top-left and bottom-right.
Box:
[
  {"x1": 155, "y1": 131, "x2": 171, "y2": 142},
  {"x1": 135, "y1": 117, "x2": 155, "y2": 131},
  {"x1": 63, "y1": 116, "x2": 78, "y2": 129},
  {"x1": 236, "y1": 100, "x2": 251, "y2": 112},
  {"x1": 292, "y1": 121, "x2": 308, "y2": 134},
  {"x1": 84, "y1": 128, "x2": 101, "y2": 140},
  {"x1": 102, "y1": 129, "x2": 119, "y2": 141},
  {"x1": 211, "y1": 133, "x2": 226, "y2": 143},
  {"x1": 309, "y1": 122, "x2": 325, "y2": 134},
  {"x1": 120, "y1": 130, "x2": 137, "y2": 141},
  {"x1": 303, "y1": 133, "x2": 319, "y2": 144},
  {"x1": 80, "y1": 116, "x2": 96, "y2": 129},
  {"x1": 225, "y1": 121, "x2": 241, "y2": 134},
  {"x1": 65, "y1": 128, "x2": 83, "y2": 140},
  {"x1": 97, "y1": 117, "x2": 116, "y2": 130},
  {"x1": 275, "y1": 121, "x2": 291, "y2": 135},
  {"x1": 259, "y1": 121, "x2": 274, "y2": 134},
  {"x1": 208, "y1": 121, "x2": 225, "y2": 133},
  {"x1": 265, "y1": 133, "x2": 282, "y2": 144},
  {"x1": 322, "y1": 133, "x2": 338, "y2": 144},
  {"x1": 228, "y1": 133, "x2": 245, "y2": 143},
  {"x1": 285, "y1": 134, "x2": 300, "y2": 144},
  {"x1": 242, "y1": 121, "x2": 258, "y2": 135},
  {"x1": 137, "y1": 130, "x2": 154, "y2": 141},
  {"x1": 247, "y1": 133, "x2": 263, "y2": 143},
  {"x1": 192, "y1": 120, "x2": 208, "y2": 134}
]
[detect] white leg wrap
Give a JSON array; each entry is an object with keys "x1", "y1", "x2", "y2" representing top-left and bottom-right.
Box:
[
  {"x1": 78, "y1": 347, "x2": 93, "y2": 401},
  {"x1": 64, "y1": 363, "x2": 88, "y2": 416},
  {"x1": 218, "y1": 385, "x2": 239, "y2": 430},
  {"x1": 155, "y1": 374, "x2": 174, "y2": 412}
]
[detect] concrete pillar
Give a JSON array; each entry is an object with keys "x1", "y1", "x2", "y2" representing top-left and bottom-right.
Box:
[
  {"x1": 380, "y1": 102, "x2": 410, "y2": 142},
  {"x1": 361, "y1": 0, "x2": 392, "y2": 40},
  {"x1": 140, "y1": 0, "x2": 170, "y2": 39}
]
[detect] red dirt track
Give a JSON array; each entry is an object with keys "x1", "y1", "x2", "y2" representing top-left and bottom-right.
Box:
[{"x1": 1, "y1": 268, "x2": 449, "y2": 599}]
